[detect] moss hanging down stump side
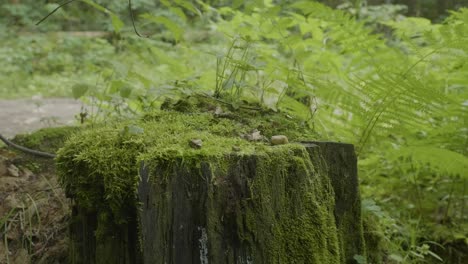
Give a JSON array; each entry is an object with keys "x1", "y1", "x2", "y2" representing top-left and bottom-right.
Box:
[{"x1": 56, "y1": 98, "x2": 365, "y2": 264}]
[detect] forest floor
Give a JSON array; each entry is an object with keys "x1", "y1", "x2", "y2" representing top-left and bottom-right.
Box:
[{"x1": 0, "y1": 98, "x2": 79, "y2": 263}]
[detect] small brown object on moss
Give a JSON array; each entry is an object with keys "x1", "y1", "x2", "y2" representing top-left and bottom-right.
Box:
[
  {"x1": 189, "y1": 139, "x2": 203, "y2": 149},
  {"x1": 271, "y1": 135, "x2": 289, "y2": 145}
]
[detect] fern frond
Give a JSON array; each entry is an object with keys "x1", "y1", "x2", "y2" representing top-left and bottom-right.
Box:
[{"x1": 389, "y1": 146, "x2": 468, "y2": 178}]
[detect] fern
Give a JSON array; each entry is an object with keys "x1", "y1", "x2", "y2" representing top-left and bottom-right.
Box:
[{"x1": 212, "y1": 2, "x2": 467, "y2": 174}]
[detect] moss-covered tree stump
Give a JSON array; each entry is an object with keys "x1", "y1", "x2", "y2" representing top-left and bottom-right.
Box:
[
  {"x1": 138, "y1": 142, "x2": 364, "y2": 264},
  {"x1": 57, "y1": 104, "x2": 365, "y2": 264}
]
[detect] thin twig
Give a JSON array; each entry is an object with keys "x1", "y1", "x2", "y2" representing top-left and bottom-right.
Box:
[
  {"x1": 36, "y1": 0, "x2": 77, "y2": 26},
  {"x1": 128, "y1": 0, "x2": 144, "y2": 37},
  {"x1": 0, "y1": 133, "x2": 56, "y2": 158}
]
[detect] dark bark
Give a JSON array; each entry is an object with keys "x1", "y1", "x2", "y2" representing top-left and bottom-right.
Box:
[{"x1": 68, "y1": 142, "x2": 365, "y2": 263}]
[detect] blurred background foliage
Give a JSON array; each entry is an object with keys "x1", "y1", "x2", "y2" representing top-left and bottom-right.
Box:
[
  {"x1": 1, "y1": 0, "x2": 467, "y2": 31},
  {"x1": 0, "y1": 0, "x2": 467, "y2": 263}
]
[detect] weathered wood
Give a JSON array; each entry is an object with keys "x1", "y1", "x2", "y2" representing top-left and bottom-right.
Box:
[
  {"x1": 69, "y1": 206, "x2": 142, "y2": 264},
  {"x1": 302, "y1": 141, "x2": 365, "y2": 264},
  {"x1": 68, "y1": 141, "x2": 365, "y2": 263}
]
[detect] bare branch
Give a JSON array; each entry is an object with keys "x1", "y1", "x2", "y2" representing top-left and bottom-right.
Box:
[{"x1": 36, "y1": 0, "x2": 77, "y2": 26}]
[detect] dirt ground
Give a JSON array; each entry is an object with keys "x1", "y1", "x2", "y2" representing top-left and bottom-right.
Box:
[{"x1": 0, "y1": 98, "x2": 79, "y2": 264}]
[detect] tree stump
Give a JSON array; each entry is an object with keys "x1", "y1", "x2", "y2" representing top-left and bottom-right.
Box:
[{"x1": 67, "y1": 141, "x2": 364, "y2": 264}]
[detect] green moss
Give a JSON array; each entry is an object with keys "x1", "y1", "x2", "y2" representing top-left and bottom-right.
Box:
[
  {"x1": 362, "y1": 215, "x2": 384, "y2": 263},
  {"x1": 252, "y1": 146, "x2": 340, "y2": 263},
  {"x1": 7, "y1": 126, "x2": 80, "y2": 172},
  {"x1": 140, "y1": 144, "x2": 341, "y2": 263},
  {"x1": 154, "y1": 95, "x2": 317, "y2": 141},
  {"x1": 57, "y1": 109, "x2": 292, "y2": 214},
  {"x1": 13, "y1": 126, "x2": 80, "y2": 154},
  {"x1": 57, "y1": 102, "x2": 316, "y2": 213}
]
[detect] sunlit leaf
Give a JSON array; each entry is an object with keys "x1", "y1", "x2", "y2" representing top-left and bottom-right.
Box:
[
  {"x1": 389, "y1": 254, "x2": 404, "y2": 262},
  {"x1": 174, "y1": 0, "x2": 201, "y2": 16},
  {"x1": 396, "y1": 147, "x2": 468, "y2": 178},
  {"x1": 140, "y1": 13, "x2": 184, "y2": 42},
  {"x1": 170, "y1": 7, "x2": 187, "y2": 22},
  {"x1": 120, "y1": 86, "x2": 132, "y2": 98},
  {"x1": 110, "y1": 14, "x2": 124, "y2": 33},
  {"x1": 110, "y1": 80, "x2": 125, "y2": 94},
  {"x1": 72, "y1": 83, "x2": 89, "y2": 99},
  {"x1": 81, "y1": 0, "x2": 108, "y2": 13}
]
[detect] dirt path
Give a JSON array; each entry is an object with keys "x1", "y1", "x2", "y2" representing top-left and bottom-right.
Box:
[{"x1": 0, "y1": 98, "x2": 81, "y2": 138}]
